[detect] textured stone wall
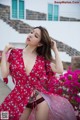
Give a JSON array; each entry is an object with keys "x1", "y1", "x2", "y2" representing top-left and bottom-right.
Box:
[
  {"x1": 63, "y1": 62, "x2": 71, "y2": 70},
  {"x1": 26, "y1": 9, "x2": 46, "y2": 20},
  {"x1": 60, "y1": 16, "x2": 80, "y2": 21},
  {"x1": 0, "y1": 4, "x2": 32, "y2": 33},
  {"x1": 71, "y1": 56, "x2": 80, "y2": 70},
  {"x1": 26, "y1": 10, "x2": 80, "y2": 21},
  {"x1": 53, "y1": 39, "x2": 80, "y2": 56}
]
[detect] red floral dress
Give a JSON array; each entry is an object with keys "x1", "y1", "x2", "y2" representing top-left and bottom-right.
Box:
[{"x1": 0, "y1": 49, "x2": 77, "y2": 120}]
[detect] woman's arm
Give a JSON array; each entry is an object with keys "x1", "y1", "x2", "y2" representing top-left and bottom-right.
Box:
[
  {"x1": 50, "y1": 40, "x2": 64, "y2": 74},
  {"x1": 1, "y1": 44, "x2": 15, "y2": 78},
  {"x1": 1, "y1": 51, "x2": 10, "y2": 78}
]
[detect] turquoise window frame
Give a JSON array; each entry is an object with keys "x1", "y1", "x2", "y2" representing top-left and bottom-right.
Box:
[
  {"x1": 19, "y1": 0, "x2": 24, "y2": 19},
  {"x1": 53, "y1": 5, "x2": 59, "y2": 21},
  {"x1": 12, "y1": 0, "x2": 17, "y2": 18},
  {"x1": 12, "y1": 0, "x2": 24, "y2": 19},
  {"x1": 48, "y1": 4, "x2": 53, "y2": 21},
  {"x1": 48, "y1": 4, "x2": 59, "y2": 21}
]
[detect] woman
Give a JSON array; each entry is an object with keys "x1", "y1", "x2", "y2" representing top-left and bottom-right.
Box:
[{"x1": 0, "y1": 26, "x2": 76, "y2": 120}]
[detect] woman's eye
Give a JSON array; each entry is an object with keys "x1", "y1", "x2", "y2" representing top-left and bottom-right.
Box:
[
  {"x1": 31, "y1": 31, "x2": 33, "y2": 34},
  {"x1": 35, "y1": 35, "x2": 38, "y2": 38}
]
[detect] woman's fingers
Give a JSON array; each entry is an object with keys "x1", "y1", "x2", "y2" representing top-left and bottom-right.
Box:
[
  {"x1": 51, "y1": 40, "x2": 57, "y2": 50},
  {"x1": 51, "y1": 40, "x2": 55, "y2": 48},
  {"x1": 4, "y1": 44, "x2": 15, "y2": 53}
]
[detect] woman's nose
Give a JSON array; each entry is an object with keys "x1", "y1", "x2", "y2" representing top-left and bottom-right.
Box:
[{"x1": 29, "y1": 34, "x2": 33, "y2": 38}]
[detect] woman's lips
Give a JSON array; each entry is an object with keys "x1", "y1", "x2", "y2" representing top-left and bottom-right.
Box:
[{"x1": 27, "y1": 38, "x2": 30, "y2": 41}]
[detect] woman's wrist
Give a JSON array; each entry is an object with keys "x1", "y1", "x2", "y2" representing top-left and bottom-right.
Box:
[
  {"x1": 2, "y1": 50, "x2": 8, "y2": 57},
  {"x1": 2, "y1": 51, "x2": 7, "y2": 55},
  {"x1": 52, "y1": 47, "x2": 58, "y2": 53}
]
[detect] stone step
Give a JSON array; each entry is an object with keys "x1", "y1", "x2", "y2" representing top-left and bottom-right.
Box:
[{"x1": 0, "y1": 80, "x2": 11, "y2": 104}]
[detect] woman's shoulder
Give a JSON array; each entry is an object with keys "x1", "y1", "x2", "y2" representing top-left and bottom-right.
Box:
[
  {"x1": 38, "y1": 55, "x2": 45, "y2": 61},
  {"x1": 38, "y1": 55, "x2": 50, "y2": 64},
  {"x1": 11, "y1": 48, "x2": 22, "y2": 52},
  {"x1": 10, "y1": 48, "x2": 22, "y2": 54},
  {"x1": 7, "y1": 48, "x2": 22, "y2": 59},
  {"x1": 7, "y1": 48, "x2": 23, "y2": 62}
]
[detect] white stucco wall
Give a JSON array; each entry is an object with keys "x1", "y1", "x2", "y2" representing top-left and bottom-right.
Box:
[
  {"x1": 59, "y1": 4, "x2": 80, "y2": 19},
  {"x1": 0, "y1": 0, "x2": 11, "y2": 6},
  {"x1": 22, "y1": 20, "x2": 80, "y2": 51},
  {"x1": 0, "y1": 20, "x2": 27, "y2": 50},
  {"x1": 25, "y1": 0, "x2": 80, "y2": 19},
  {"x1": 0, "y1": 0, "x2": 80, "y2": 19},
  {"x1": 0, "y1": 18, "x2": 79, "y2": 64}
]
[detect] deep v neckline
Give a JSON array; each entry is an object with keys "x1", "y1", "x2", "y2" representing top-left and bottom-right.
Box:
[{"x1": 22, "y1": 49, "x2": 38, "y2": 77}]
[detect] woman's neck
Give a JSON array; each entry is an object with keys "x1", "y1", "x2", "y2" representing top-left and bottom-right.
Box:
[{"x1": 24, "y1": 45, "x2": 37, "y2": 55}]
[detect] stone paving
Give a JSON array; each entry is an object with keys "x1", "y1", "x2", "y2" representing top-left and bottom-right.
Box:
[{"x1": 0, "y1": 80, "x2": 11, "y2": 104}]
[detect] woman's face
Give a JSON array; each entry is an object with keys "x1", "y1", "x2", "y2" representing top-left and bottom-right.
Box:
[{"x1": 26, "y1": 28, "x2": 41, "y2": 47}]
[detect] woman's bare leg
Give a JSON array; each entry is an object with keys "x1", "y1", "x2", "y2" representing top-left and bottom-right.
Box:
[
  {"x1": 35, "y1": 100, "x2": 49, "y2": 120},
  {"x1": 19, "y1": 107, "x2": 32, "y2": 120},
  {"x1": 20, "y1": 94, "x2": 49, "y2": 120}
]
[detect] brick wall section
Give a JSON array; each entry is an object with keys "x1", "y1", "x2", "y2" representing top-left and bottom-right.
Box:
[
  {"x1": 71, "y1": 56, "x2": 80, "y2": 70},
  {"x1": 60, "y1": 16, "x2": 80, "y2": 21},
  {"x1": 26, "y1": 9, "x2": 46, "y2": 20},
  {"x1": 62, "y1": 62, "x2": 71, "y2": 70},
  {"x1": 0, "y1": 4, "x2": 32, "y2": 33},
  {"x1": 26, "y1": 10, "x2": 80, "y2": 21},
  {"x1": 51, "y1": 38, "x2": 80, "y2": 56}
]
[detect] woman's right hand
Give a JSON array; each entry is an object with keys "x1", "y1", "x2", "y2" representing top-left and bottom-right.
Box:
[{"x1": 3, "y1": 44, "x2": 15, "y2": 54}]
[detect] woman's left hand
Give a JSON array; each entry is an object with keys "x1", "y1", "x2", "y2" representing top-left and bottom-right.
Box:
[{"x1": 51, "y1": 40, "x2": 58, "y2": 52}]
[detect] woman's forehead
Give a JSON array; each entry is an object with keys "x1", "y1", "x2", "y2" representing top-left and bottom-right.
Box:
[
  {"x1": 34, "y1": 28, "x2": 41, "y2": 33},
  {"x1": 33, "y1": 28, "x2": 41, "y2": 37}
]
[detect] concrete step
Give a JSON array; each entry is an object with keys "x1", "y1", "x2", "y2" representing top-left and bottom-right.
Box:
[{"x1": 0, "y1": 80, "x2": 11, "y2": 104}]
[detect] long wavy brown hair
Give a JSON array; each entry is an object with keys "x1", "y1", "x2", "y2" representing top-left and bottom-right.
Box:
[{"x1": 34, "y1": 26, "x2": 53, "y2": 62}]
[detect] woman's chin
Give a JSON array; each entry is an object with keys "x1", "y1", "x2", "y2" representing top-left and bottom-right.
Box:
[{"x1": 25, "y1": 41, "x2": 30, "y2": 45}]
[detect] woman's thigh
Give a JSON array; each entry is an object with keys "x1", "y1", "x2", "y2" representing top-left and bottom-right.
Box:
[
  {"x1": 35, "y1": 100, "x2": 49, "y2": 120},
  {"x1": 20, "y1": 107, "x2": 32, "y2": 120}
]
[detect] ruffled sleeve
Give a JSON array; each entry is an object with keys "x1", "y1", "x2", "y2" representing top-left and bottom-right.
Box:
[
  {"x1": 45, "y1": 60, "x2": 62, "y2": 95},
  {"x1": 45, "y1": 60, "x2": 56, "y2": 77},
  {"x1": 3, "y1": 49, "x2": 14, "y2": 84}
]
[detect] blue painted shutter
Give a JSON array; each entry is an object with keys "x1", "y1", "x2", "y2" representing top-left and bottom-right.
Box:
[
  {"x1": 48, "y1": 4, "x2": 53, "y2": 21},
  {"x1": 19, "y1": 0, "x2": 24, "y2": 19},
  {"x1": 53, "y1": 5, "x2": 59, "y2": 21},
  {"x1": 12, "y1": 0, "x2": 17, "y2": 18}
]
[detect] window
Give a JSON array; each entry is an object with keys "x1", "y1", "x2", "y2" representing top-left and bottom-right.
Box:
[
  {"x1": 19, "y1": 0, "x2": 24, "y2": 19},
  {"x1": 12, "y1": 0, "x2": 17, "y2": 18},
  {"x1": 48, "y1": 4, "x2": 59, "y2": 21},
  {"x1": 12, "y1": 0, "x2": 24, "y2": 19},
  {"x1": 48, "y1": 4, "x2": 53, "y2": 21},
  {"x1": 54, "y1": 5, "x2": 59, "y2": 21}
]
